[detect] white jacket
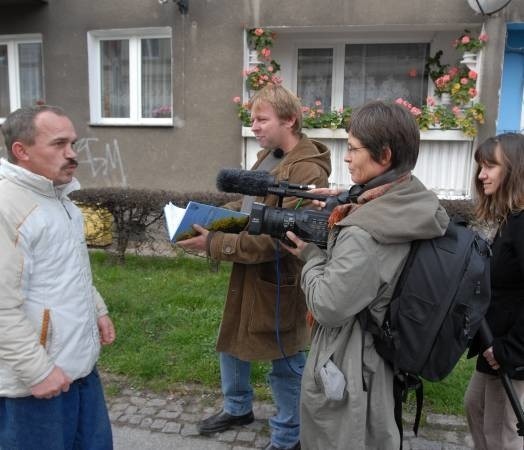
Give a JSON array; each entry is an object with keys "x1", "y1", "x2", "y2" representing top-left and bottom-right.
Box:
[{"x1": 0, "y1": 159, "x2": 108, "y2": 397}]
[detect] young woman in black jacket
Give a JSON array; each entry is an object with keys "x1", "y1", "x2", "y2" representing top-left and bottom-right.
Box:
[{"x1": 464, "y1": 133, "x2": 524, "y2": 450}]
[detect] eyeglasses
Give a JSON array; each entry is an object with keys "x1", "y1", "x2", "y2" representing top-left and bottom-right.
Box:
[{"x1": 346, "y1": 144, "x2": 367, "y2": 153}]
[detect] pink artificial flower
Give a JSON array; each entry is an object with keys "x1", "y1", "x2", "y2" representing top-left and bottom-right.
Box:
[
  {"x1": 443, "y1": 74, "x2": 451, "y2": 83},
  {"x1": 302, "y1": 106, "x2": 310, "y2": 113},
  {"x1": 426, "y1": 96, "x2": 436, "y2": 107},
  {"x1": 452, "y1": 106, "x2": 461, "y2": 116},
  {"x1": 479, "y1": 33, "x2": 489, "y2": 42},
  {"x1": 410, "y1": 107, "x2": 422, "y2": 117},
  {"x1": 254, "y1": 28, "x2": 264, "y2": 36},
  {"x1": 262, "y1": 74, "x2": 269, "y2": 80},
  {"x1": 448, "y1": 67, "x2": 459, "y2": 77},
  {"x1": 408, "y1": 68, "x2": 418, "y2": 78},
  {"x1": 461, "y1": 36, "x2": 471, "y2": 44},
  {"x1": 435, "y1": 78, "x2": 445, "y2": 88},
  {"x1": 460, "y1": 77, "x2": 469, "y2": 85},
  {"x1": 395, "y1": 98, "x2": 404, "y2": 105},
  {"x1": 260, "y1": 47, "x2": 271, "y2": 59},
  {"x1": 267, "y1": 65, "x2": 274, "y2": 72},
  {"x1": 233, "y1": 96, "x2": 241, "y2": 104},
  {"x1": 469, "y1": 88, "x2": 477, "y2": 97},
  {"x1": 314, "y1": 100, "x2": 322, "y2": 106},
  {"x1": 468, "y1": 70, "x2": 477, "y2": 80}
]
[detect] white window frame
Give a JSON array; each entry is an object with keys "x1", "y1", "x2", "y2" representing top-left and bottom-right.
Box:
[
  {"x1": 0, "y1": 34, "x2": 44, "y2": 123},
  {"x1": 87, "y1": 27, "x2": 173, "y2": 126}
]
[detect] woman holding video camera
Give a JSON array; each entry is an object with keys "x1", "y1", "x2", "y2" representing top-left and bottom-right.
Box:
[
  {"x1": 283, "y1": 100, "x2": 449, "y2": 450},
  {"x1": 464, "y1": 133, "x2": 524, "y2": 450}
]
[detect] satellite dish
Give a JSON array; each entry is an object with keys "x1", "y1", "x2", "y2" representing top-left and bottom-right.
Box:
[{"x1": 467, "y1": 0, "x2": 513, "y2": 15}]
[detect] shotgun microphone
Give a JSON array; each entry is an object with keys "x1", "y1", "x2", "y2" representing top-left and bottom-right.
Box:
[{"x1": 216, "y1": 169, "x2": 316, "y2": 197}]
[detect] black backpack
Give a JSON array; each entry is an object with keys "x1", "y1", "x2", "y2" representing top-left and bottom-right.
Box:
[{"x1": 359, "y1": 219, "x2": 491, "y2": 440}]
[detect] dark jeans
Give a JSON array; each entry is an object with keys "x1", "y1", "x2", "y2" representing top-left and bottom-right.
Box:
[{"x1": 0, "y1": 368, "x2": 112, "y2": 450}]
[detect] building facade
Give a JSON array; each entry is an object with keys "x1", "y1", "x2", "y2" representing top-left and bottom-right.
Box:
[{"x1": 0, "y1": 0, "x2": 523, "y2": 195}]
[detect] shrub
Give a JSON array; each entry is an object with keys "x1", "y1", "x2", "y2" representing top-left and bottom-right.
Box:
[{"x1": 71, "y1": 188, "x2": 240, "y2": 264}]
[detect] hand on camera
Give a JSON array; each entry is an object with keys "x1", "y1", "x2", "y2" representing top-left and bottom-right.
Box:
[
  {"x1": 309, "y1": 187, "x2": 344, "y2": 210},
  {"x1": 281, "y1": 231, "x2": 307, "y2": 257}
]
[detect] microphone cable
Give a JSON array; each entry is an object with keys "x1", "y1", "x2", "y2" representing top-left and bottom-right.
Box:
[{"x1": 274, "y1": 240, "x2": 304, "y2": 377}]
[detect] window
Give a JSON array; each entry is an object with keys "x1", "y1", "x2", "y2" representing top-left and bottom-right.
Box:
[
  {"x1": 0, "y1": 35, "x2": 44, "y2": 121},
  {"x1": 88, "y1": 28, "x2": 172, "y2": 126},
  {"x1": 295, "y1": 42, "x2": 429, "y2": 111}
]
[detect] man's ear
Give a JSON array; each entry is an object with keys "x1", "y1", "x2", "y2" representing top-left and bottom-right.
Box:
[
  {"x1": 11, "y1": 141, "x2": 29, "y2": 162},
  {"x1": 282, "y1": 116, "x2": 296, "y2": 130}
]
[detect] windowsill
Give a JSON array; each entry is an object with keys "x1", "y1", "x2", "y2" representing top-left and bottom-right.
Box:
[
  {"x1": 241, "y1": 127, "x2": 473, "y2": 141},
  {"x1": 89, "y1": 121, "x2": 174, "y2": 127}
]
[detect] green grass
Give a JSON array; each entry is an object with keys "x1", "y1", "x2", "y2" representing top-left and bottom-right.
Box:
[
  {"x1": 92, "y1": 251, "x2": 270, "y2": 394},
  {"x1": 92, "y1": 251, "x2": 474, "y2": 415}
]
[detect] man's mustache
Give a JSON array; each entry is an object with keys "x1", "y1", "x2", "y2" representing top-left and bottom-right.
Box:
[{"x1": 62, "y1": 159, "x2": 78, "y2": 169}]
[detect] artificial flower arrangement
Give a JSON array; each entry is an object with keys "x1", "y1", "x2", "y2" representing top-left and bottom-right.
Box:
[
  {"x1": 301, "y1": 101, "x2": 352, "y2": 130},
  {"x1": 151, "y1": 104, "x2": 172, "y2": 118},
  {"x1": 245, "y1": 28, "x2": 282, "y2": 91},
  {"x1": 453, "y1": 29, "x2": 489, "y2": 54},
  {"x1": 244, "y1": 61, "x2": 282, "y2": 91},
  {"x1": 396, "y1": 97, "x2": 485, "y2": 137},
  {"x1": 433, "y1": 66, "x2": 479, "y2": 105}
]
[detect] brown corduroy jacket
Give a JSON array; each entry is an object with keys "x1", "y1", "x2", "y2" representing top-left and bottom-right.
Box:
[{"x1": 208, "y1": 135, "x2": 331, "y2": 360}]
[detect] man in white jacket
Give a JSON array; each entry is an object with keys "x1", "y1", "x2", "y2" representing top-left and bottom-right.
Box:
[{"x1": 0, "y1": 105, "x2": 116, "y2": 449}]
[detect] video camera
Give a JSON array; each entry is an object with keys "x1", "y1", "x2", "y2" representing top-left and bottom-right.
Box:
[{"x1": 216, "y1": 168, "x2": 361, "y2": 248}]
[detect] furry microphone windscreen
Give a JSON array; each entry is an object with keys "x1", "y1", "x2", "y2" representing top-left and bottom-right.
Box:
[{"x1": 216, "y1": 169, "x2": 276, "y2": 196}]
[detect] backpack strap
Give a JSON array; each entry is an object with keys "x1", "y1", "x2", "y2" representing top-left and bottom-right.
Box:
[{"x1": 393, "y1": 372, "x2": 423, "y2": 450}]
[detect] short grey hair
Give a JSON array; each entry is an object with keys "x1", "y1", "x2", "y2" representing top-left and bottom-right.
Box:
[{"x1": 1, "y1": 105, "x2": 66, "y2": 163}]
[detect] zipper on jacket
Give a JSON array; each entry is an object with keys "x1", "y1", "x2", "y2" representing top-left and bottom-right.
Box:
[{"x1": 58, "y1": 198, "x2": 72, "y2": 220}]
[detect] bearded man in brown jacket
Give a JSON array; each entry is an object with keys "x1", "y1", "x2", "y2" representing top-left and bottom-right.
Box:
[{"x1": 177, "y1": 85, "x2": 331, "y2": 450}]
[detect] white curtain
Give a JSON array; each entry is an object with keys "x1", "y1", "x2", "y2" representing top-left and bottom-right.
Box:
[
  {"x1": 141, "y1": 38, "x2": 172, "y2": 118},
  {"x1": 297, "y1": 48, "x2": 333, "y2": 109},
  {"x1": 0, "y1": 45, "x2": 9, "y2": 116},
  {"x1": 344, "y1": 43, "x2": 429, "y2": 107},
  {"x1": 18, "y1": 42, "x2": 44, "y2": 108},
  {"x1": 101, "y1": 39, "x2": 130, "y2": 118}
]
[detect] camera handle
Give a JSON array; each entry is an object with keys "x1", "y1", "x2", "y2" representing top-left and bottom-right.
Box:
[{"x1": 478, "y1": 319, "x2": 524, "y2": 437}]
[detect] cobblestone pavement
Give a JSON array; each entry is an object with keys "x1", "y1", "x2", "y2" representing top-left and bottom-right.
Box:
[{"x1": 107, "y1": 383, "x2": 474, "y2": 450}]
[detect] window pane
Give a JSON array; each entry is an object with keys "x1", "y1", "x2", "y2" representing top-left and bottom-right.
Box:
[
  {"x1": 297, "y1": 48, "x2": 333, "y2": 109},
  {"x1": 141, "y1": 38, "x2": 172, "y2": 118},
  {"x1": 344, "y1": 43, "x2": 429, "y2": 107},
  {"x1": 18, "y1": 42, "x2": 44, "y2": 107},
  {"x1": 0, "y1": 45, "x2": 9, "y2": 117},
  {"x1": 101, "y1": 40, "x2": 129, "y2": 118}
]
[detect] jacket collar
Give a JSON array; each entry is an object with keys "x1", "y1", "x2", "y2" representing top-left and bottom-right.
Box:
[{"x1": 0, "y1": 158, "x2": 80, "y2": 199}]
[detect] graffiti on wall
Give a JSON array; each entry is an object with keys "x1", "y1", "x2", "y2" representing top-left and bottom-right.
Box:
[{"x1": 75, "y1": 138, "x2": 128, "y2": 187}]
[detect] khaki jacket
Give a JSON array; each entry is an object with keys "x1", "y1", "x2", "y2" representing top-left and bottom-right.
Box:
[
  {"x1": 208, "y1": 135, "x2": 331, "y2": 361},
  {"x1": 298, "y1": 176, "x2": 449, "y2": 450}
]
